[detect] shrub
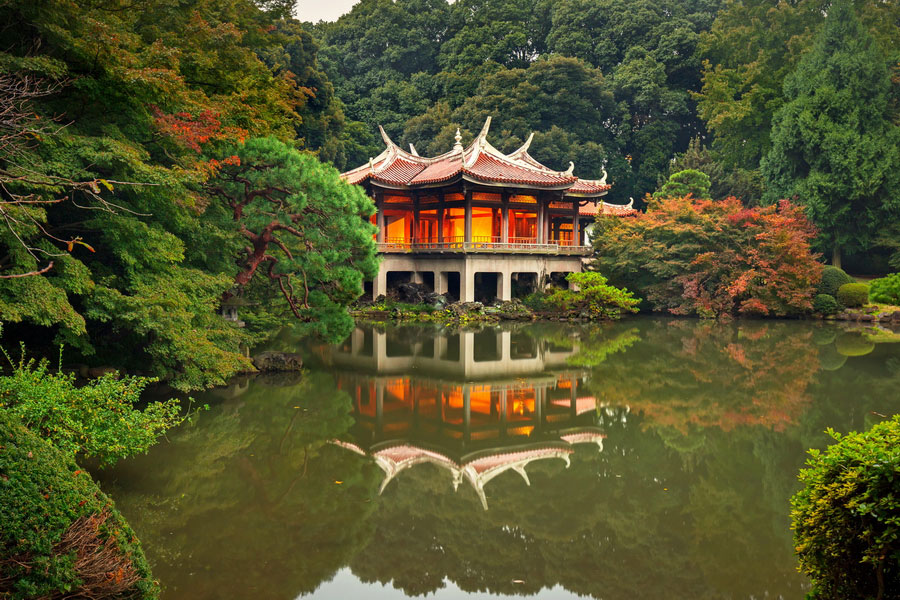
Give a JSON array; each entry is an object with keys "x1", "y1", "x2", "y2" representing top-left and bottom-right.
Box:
[
  {"x1": 836, "y1": 283, "x2": 869, "y2": 308},
  {"x1": 812, "y1": 294, "x2": 840, "y2": 315},
  {"x1": 593, "y1": 197, "x2": 823, "y2": 317},
  {"x1": 817, "y1": 265, "x2": 853, "y2": 298},
  {"x1": 869, "y1": 273, "x2": 900, "y2": 305},
  {"x1": 0, "y1": 412, "x2": 157, "y2": 599},
  {"x1": 0, "y1": 346, "x2": 188, "y2": 466},
  {"x1": 544, "y1": 272, "x2": 640, "y2": 319},
  {"x1": 791, "y1": 416, "x2": 900, "y2": 599}
]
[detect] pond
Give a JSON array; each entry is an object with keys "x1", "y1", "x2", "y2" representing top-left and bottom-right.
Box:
[{"x1": 98, "y1": 317, "x2": 900, "y2": 599}]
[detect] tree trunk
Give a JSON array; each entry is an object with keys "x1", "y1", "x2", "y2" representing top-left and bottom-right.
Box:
[{"x1": 832, "y1": 244, "x2": 842, "y2": 269}]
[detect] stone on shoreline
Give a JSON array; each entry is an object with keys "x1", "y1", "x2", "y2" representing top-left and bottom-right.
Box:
[{"x1": 252, "y1": 351, "x2": 303, "y2": 372}]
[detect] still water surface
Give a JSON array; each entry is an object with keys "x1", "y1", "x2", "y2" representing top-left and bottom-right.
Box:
[{"x1": 99, "y1": 317, "x2": 900, "y2": 599}]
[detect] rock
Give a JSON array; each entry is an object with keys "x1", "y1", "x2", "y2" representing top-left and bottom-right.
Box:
[
  {"x1": 395, "y1": 282, "x2": 430, "y2": 304},
  {"x1": 878, "y1": 313, "x2": 894, "y2": 323},
  {"x1": 893, "y1": 311, "x2": 900, "y2": 321},
  {"x1": 423, "y1": 292, "x2": 450, "y2": 308},
  {"x1": 252, "y1": 351, "x2": 303, "y2": 372},
  {"x1": 859, "y1": 314, "x2": 875, "y2": 322}
]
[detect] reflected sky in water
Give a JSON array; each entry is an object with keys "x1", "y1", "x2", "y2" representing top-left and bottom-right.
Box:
[{"x1": 98, "y1": 318, "x2": 900, "y2": 600}]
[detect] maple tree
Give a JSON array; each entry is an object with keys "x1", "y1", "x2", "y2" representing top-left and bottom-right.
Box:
[{"x1": 593, "y1": 196, "x2": 823, "y2": 317}]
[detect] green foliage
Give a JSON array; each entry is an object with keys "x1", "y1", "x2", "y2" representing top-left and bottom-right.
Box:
[
  {"x1": 836, "y1": 283, "x2": 869, "y2": 309},
  {"x1": 760, "y1": 0, "x2": 900, "y2": 263},
  {"x1": 791, "y1": 416, "x2": 900, "y2": 599},
  {"x1": 869, "y1": 273, "x2": 900, "y2": 305},
  {"x1": 696, "y1": 0, "x2": 900, "y2": 171},
  {"x1": 817, "y1": 266, "x2": 854, "y2": 298},
  {"x1": 317, "y1": 0, "x2": 725, "y2": 203},
  {"x1": 653, "y1": 169, "x2": 711, "y2": 200},
  {"x1": 812, "y1": 294, "x2": 840, "y2": 315},
  {"x1": 207, "y1": 137, "x2": 379, "y2": 343},
  {"x1": 0, "y1": 412, "x2": 156, "y2": 599},
  {"x1": 543, "y1": 272, "x2": 640, "y2": 319},
  {"x1": 662, "y1": 137, "x2": 765, "y2": 204},
  {"x1": 593, "y1": 197, "x2": 823, "y2": 317},
  {"x1": 0, "y1": 347, "x2": 186, "y2": 466},
  {"x1": 0, "y1": 0, "x2": 351, "y2": 389}
]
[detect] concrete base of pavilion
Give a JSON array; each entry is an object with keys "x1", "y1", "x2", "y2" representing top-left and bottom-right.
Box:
[{"x1": 371, "y1": 254, "x2": 587, "y2": 303}]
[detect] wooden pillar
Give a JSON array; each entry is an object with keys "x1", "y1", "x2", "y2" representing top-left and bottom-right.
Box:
[
  {"x1": 501, "y1": 192, "x2": 509, "y2": 244},
  {"x1": 413, "y1": 193, "x2": 420, "y2": 245},
  {"x1": 438, "y1": 193, "x2": 445, "y2": 244},
  {"x1": 537, "y1": 195, "x2": 545, "y2": 244},
  {"x1": 464, "y1": 188, "x2": 473, "y2": 244},
  {"x1": 375, "y1": 190, "x2": 385, "y2": 243},
  {"x1": 572, "y1": 200, "x2": 580, "y2": 247}
]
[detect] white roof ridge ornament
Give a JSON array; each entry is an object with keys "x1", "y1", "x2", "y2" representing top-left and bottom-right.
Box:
[
  {"x1": 563, "y1": 162, "x2": 575, "y2": 176},
  {"x1": 409, "y1": 143, "x2": 419, "y2": 156},
  {"x1": 509, "y1": 132, "x2": 534, "y2": 157},
  {"x1": 453, "y1": 128, "x2": 463, "y2": 152},
  {"x1": 476, "y1": 116, "x2": 492, "y2": 141},
  {"x1": 378, "y1": 124, "x2": 398, "y2": 149},
  {"x1": 600, "y1": 167, "x2": 608, "y2": 185}
]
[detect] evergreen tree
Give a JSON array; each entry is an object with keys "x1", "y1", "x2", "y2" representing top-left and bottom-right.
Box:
[{"x1": 761, "y1": 0, "x2": 900, "y2": 268}]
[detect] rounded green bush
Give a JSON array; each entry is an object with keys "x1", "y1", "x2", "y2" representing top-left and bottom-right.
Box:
[
  {"x1": 836, "y1": 283, "x2": 869, "y2": 308},
  {"x1": 817, "y1": 265, "x2": 853, "y2": 298},
  {"x1": 835, "y1": 332, "x2": 875, "y2": 357},
  {"x1": 869, "y1": 272, "x2": 900, "y2": 305},
  {"x1": 791, "y1": 416, "x2": 900, "y2": 599},
  {"x1": 0, "y1": 412, "x2": 157, "y2": 599},
  {"x1": 812, "y1": 294, "x2": 840, "y2": 315}
]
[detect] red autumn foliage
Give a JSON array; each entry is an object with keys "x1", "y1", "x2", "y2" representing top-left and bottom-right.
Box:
[
  {"x1": 152, "y1": 107, "x2": 247, "y2": 153},
  {"x1": 593, "y1": 196, "x2": 824, "y2": 317}
]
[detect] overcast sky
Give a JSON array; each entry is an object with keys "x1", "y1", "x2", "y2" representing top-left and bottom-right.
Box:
[{"x1": 295, "y1": 0, "x2": 359, "y2": 22}]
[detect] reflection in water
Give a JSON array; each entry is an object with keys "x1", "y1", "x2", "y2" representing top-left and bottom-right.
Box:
[
  {"x1": 97, "y1": 319, "x2": 900, "y2": 600},
  {"x1": 331, "y1": 327, "x2": 611, "y2": 509}
]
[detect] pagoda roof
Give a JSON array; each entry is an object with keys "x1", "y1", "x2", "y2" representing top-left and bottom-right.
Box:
[{"x1": 341, "y1": 117, "x2": 613, "y2": 199}]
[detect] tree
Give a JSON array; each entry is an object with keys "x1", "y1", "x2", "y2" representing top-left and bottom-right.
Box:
[
  {"x1": 653, "y1": 169, "x2": 711, "y2": 200},
  {"x1": 592, "y1": 197, "x2": 823, "y2": 317},
  {"x1": 760, "y1": 0, "x2": 900, "y2": 268},
  {"x1": 695, "y1": 0, "x2": 900, "y2": 171},
  {"x1": 206, "y1": 137, "x2": 379, "y2": 342}
]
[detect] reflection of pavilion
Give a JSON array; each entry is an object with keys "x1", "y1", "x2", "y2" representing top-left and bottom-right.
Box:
[{"x1": 332, "y1": 326, "x2": 606, "y2": 508}]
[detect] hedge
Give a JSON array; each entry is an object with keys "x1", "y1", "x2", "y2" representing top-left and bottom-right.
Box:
[
  {"x1": 837, "y1": 283, "x2": 869, "y2": 308},
  {"x1": 817, "y1": 266, "x2": 853, "y2": 298},
  {"x1": 0, "y1": 412, "x2": 157, "y2": 599},
  {"x1": 791, "y1": 416, "x2": 900, "y2": 599}
]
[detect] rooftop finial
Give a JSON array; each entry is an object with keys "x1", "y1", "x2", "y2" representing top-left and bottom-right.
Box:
[
  {"x1": 476, "y1": 116, "x2": 492, "y2": 142},
  {"x1": 599, "y1": 167, "x2": 608, "y2": 185},
  {"x1": 453, "y1": 128, "x2": 463, "y2": 152},
  {"x1": 368, "y1": 157, "x2": 374, "y2": 171},
  {"x1": 409, "y1": 143, "x2": 419, "y2": 156},
  {"x1": 564, "y1": 161, "x2": 575, "y2": 176}
]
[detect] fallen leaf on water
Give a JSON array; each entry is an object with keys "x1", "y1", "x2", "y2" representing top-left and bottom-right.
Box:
[
  {"x1": 334, "y1": 480, "x2": 343, "y2": 484},
  {"x1": 512, "y1": 580, "x2": 524, "y2": 584}
]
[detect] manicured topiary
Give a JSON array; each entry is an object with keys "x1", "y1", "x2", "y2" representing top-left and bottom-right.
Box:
[
  {"x1": 869, "y1": 273, "x2": 900, "y2": 305},
  {"x1": 835, "y1": 332, "x2": 875, "y2": 357},
  {"x1": 791, "y1": 416, "x2": 900, "y2": 600},
  {"x1": 812, "y1": 294, "x2": 840, "y2": 315},
  {"x1": 817, "y1": 265, "x2": 853, "y2": 298},
  {"x1": 0, "y1": 412, "x2": 158, "y2": 599},
  {"x1": 836, "y1": 283, "x2": 869, "y2": 308}
]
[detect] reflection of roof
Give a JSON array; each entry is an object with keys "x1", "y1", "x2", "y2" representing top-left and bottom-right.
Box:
[
  {"x1": 333, "y1": 427, "x2": 606, "y2": 510},
  {"x1": 341, "y1": 117, "x2": 620, "y2": 202}
]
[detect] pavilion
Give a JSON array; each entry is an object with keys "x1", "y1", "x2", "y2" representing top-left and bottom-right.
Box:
[{"x1": 341, "y1": 116, "x2": 635, "y2": 302}]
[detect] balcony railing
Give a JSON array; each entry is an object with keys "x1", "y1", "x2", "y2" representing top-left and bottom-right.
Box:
[{"x1": 377, "y1": 236, "x2": 591, "y2": 256}]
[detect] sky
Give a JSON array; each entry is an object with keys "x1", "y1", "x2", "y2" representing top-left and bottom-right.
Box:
[{"x1": 295, "y1": 0, "x2": 359, "y2": 22}]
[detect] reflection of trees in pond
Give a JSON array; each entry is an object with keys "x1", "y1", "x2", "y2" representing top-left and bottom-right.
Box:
[
  {"x1": 100, "y1": 373, "x2": 382, "y2": 599},
  {"x1": 590, "y1": 320, "x2": 820, "y2": 432}
]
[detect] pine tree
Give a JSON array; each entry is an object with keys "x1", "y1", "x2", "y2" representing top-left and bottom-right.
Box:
[{"x1": 761, "y1": 0, "x2": 900, "y2": 268}]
